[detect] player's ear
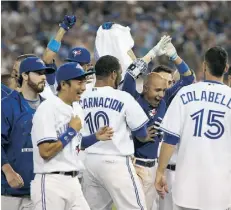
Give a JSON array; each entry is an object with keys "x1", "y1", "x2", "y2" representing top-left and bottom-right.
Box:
[
  {"x1": 224, "y1": 63, "x2": 229, "y2": 73},
  {"x1": 22, "y1": 72, "x2": 29, "y2": 81},
  {"x1": 111, "y1": 71, "x2": 117, "y2": 80}
]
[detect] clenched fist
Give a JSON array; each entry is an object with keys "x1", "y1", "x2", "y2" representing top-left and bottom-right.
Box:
[{"x1": 69, "y1": 116, "x2": 82, "y2": 132}]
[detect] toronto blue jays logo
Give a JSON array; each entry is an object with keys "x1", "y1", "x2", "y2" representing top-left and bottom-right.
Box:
[
  {"x1": 73, "y1": 50, "x2": 82, "y2": 57},
  {"x1": 36, "y1": 59, "x2": 45, "y2": 65},
  {"x1": 148, "y1": 108, "x2": 157, "y2": 117}
]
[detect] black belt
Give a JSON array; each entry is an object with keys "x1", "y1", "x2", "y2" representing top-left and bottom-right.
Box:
[
  {"x1": 51, "y1": 171, "x2": 79, "y2": 177},
  {"x1": 167, "y1": 164, "x2": 176, "y2": 171},
  {"x1": 135, "y1": 159, "x2": 156, "y2": 168}
]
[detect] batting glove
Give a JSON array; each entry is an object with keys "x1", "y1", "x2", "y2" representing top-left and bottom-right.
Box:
[
  {"x1": 165, "y1": 42, "x2": 178, "y2": 61},
  {"x1": 126, "y1": 59, "x2": 148, "y2": 79},
  {"x1": 152, "y1": 35, "x2": 172, "y2": 57},
  {"x1": 59, "y1": 15, "x2": 76, "y2": 31}
]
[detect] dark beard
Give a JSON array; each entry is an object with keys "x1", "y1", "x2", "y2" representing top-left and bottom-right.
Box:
[{"x1": 28, "y1": 76, "x2": 44, "y2": 93}]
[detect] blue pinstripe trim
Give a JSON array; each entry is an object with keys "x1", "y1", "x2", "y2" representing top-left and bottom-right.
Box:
[
  {"x1": 132, "y1": 119, "x2": 149, "y2": 131},
  {"x1": 37, "y1": 137, "x2": 57, "y2": 145},
  {"x1": 160, "y1": 127, "x2": 180, "y2": 138},
  {"x1": 41, "y1": 174, "x2": 46, "y2": 210},
  {"x1": 126, "y1": 157, "x2": 144, "y2": 210}
]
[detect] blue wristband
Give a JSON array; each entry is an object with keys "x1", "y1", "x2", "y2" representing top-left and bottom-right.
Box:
[
  {"x1": 59, "y1": 127, "x2": 77, "y2": 148},
  {"x1": 176, "y1": 61, "x2": 189, "y2": 74},
  {"x1": 47, "y1": 39, "x2": 61, "y2": 53}
]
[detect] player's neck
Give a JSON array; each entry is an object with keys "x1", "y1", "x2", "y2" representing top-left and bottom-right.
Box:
[
  {"x1": 21, "y1": 85, "x2": 39, "y2": 101},
  {"x1": 57, "y1": 92, "x2": 73, "y2": 106},
  {"x1": 205, "y1": 74, "x2": 223, "y2": 83},
  {"x1": 95, "y1": 80, "x2": 114, "y2": 88}
]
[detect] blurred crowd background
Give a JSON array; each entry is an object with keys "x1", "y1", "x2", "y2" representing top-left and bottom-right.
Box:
[{"x1": 1, "y1": 1, "x2": 231, "y2": 80}]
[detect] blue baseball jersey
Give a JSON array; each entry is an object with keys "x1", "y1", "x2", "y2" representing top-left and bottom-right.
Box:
[
  {"x1": 122, "y1": 72, "x2": 195, "y2": 159},
  {"x1": 1, "y1": 84, "x2": 12, "y2": 99},
  {"x1": 1, "y1": 91, "x2": 44, "y2": 196}
]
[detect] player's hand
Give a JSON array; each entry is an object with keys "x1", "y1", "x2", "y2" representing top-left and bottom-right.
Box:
[
  {"x1": 165, "y1": 42, "x2": 178, "y2": 61},
  {"x1": 126, "y1": 59, "x2": 148, "y2": 79},
  {"x1": 69, "y1": 116, "x2": 82, "y2": 132},
  {"x1": 59, "y1": 15, "x2": 76, "y2": 31},
  {"x1": 96, "y1": 126, "x2": 114, "y2": 141},
  {"x1": 153, "y1": 35, "x2": 172, "y2": 57},
  {"x1": 154, "y1": 169, "x2": 168, "y2": 199},
  {"x1": 5, "y1": 170, "x2": 24, "y2": 189},
  {"x1": 145, "y1": 125, "x2": 158, "y2": 142}
]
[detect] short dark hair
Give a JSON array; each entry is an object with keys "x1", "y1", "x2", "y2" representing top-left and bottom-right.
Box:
[
  {"x1": 56, "y1": 80, "x2": 71, "y2": 92},
  {"x1": 18, "y1": 72, "x2": 29, "y2": 87},
  {"x1": 151, "y1": 65, "x2": 173, "y2": 74},
  {"x1": 204, "y1": 46, "x2": 228, "y2": 77},
  {"x1": 95, "y1": 55, "x2": 120, "y2": 78}
]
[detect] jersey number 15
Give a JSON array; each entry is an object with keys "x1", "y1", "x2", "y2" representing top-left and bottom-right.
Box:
[
  {"x1": 191, "y1": 109, "x2": 225, "y2": 140},
  {"x1": 85, "y1": 111, "x2": 109, "y2": 134}
]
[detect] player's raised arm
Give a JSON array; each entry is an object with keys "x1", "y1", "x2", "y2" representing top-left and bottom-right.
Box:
[
  {"x1": 43, "y1": 15, "x2": 76, "y2": 86},
  {"x1": 42, "y1": 15, "x2": 76, "y2": 64},
  {"x1": 122, "y1": 35, "x2": 171, "y2": 98},
  {"x1": 162, "y1": 42, "x2": 196, "y2": 106}
]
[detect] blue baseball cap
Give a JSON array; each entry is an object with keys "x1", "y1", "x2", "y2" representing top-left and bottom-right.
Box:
[
  {"x1": 65, "y1": 47, "x2": 91, "y2": 64},
  {"x1": 19, "y1": 57, "x2": 55, "y2": 75},
  {"x1": 56, "y1": 62, "x2": 95, "y2": 83}
]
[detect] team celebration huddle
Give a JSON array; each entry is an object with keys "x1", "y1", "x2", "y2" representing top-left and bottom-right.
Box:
[{"x1": 1, "y1": 3, "x2": 231, "y2": 210}]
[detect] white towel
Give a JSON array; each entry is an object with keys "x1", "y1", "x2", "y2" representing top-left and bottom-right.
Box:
[{"x1": 95, "y1": 24, "x2": 134, "y2": 80}]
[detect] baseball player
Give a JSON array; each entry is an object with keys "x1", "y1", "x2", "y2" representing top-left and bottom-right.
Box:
[
  {"x1": 154, "y1": 43, "x2": 196, "y2": 210},
  {"x1": 122, "y1": 37, "x2": 195, "y2": 210},
  {"x1": 30, "y1": 62, "x2": 113, "y2": 210},
  {"x1": 65, "y1": 47, "x2": 95, "y2": 89},
  {"x1": 155, "y1": 46, "x2": 231, "y2": 210},
  {"x1": 80, "y1": 55, "x2": 153, "y2": 210},
  {"x1": 1, "y1": 57, "x2": 55, "y2": 210}
]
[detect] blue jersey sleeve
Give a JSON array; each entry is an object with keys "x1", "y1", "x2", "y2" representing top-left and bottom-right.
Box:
[
  {"x1": 81, "y1": 134, "x2": 98, "y2": 149},
  {"x1": 1, "y1": 98, "x2": 13, "y2": 166},
  {"x1": 164, "y1": 73, "x2": 195, "y2": 107},
  {"x1": 1, "y1": 84, "x2": 12, "y2": 99},
  {"x1": 122, "y1": 73, "x2": 140, "y2": 100}
]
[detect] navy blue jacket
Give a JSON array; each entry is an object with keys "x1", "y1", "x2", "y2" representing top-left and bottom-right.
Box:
[
  {"x1": 1, "y1": 84, "x2": 12, "y2": 99},
  {"x1": 122, "y1": 72, "x2": 195, "y2": 159},
  {"x1": 1, "y1": 91, "x2": 43, "y2": 196}
]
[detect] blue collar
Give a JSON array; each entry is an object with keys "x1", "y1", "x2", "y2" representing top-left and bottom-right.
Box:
[{"x1": 203, "y1": 80, "x2": 224, "y2": 85}]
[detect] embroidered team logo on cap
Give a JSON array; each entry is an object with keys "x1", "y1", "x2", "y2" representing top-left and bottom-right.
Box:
[
  {"x1": 73, "y1": 50, "x2": 82, "y2": 57},
  {"x1": 36, "y1": 59, "x2": 45, "y2": 65}
]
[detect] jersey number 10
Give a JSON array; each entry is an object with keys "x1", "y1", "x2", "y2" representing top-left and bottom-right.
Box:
[
  {"x1": 85, "y1": 111, "x2": 109, "y2": 134},
  {"x1": 191, "y1": 109, "x2": 225, "y2": 140}
]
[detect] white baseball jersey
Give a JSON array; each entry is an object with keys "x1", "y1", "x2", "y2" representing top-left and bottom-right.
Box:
[
  {"x1": 31, "y1": 95, "x2": 85, "y2": 173},
  {"x1": 80, "y1": 86, "x2": 149, "y2": 156},
  {"x1": 160, "y1": 81, "x2": 231, "y2": 210}
]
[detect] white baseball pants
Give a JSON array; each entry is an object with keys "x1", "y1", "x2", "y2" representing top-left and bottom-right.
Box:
[
  {"x1": 82, "y1": 154, "x2": 147, "y2": 210},
  {"x1": 31, "y1": 173, "x2": 90, "y2": 210},
  {"x1": 159, "y1": 168, "x2": 175, "y2": 210},
  {"x1": 1, "y1": 195, "x2": 33, "y2": 210},
  {"x1": 133, "y1": 158, "x2": 159, "y2": 210}
]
